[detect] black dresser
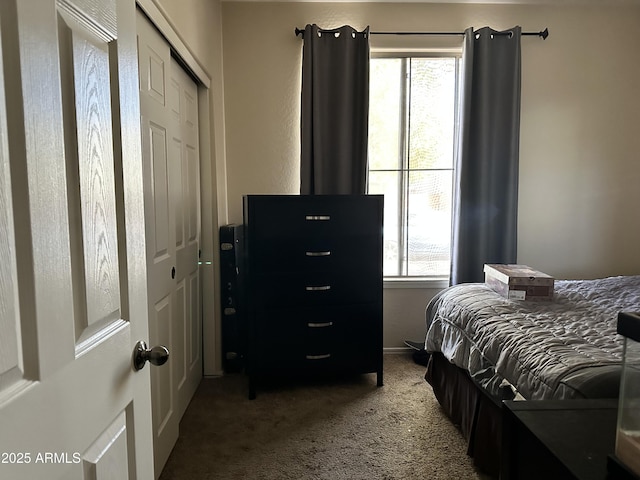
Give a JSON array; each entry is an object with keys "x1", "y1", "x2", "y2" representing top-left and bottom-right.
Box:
[{"x1": 243, "y1": 194, "x2": 383, "y2": 399}]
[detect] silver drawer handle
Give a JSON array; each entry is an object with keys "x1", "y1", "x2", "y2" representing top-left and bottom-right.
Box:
[
  {"x1": 305, "y1": 285, "x2": 331, "y2": 291},
  {"x1": 308, "y1": 322, "x2": 333, "y2": 328},
  {"x1": 306, "y1": 354, "x2": 331, "y2": 360},
  {"x1": 305, "y1": 215, "x2": 330, "y2": 221},
  {"x1": 305, "y1": 251, "x2": 331, "y2": 257}
]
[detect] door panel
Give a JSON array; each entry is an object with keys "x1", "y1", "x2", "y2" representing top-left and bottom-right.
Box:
[
  {"x1": 83, "y1": 411, "x2": 130, "y2": 480},
  {"x1": 58, "y1": 8, "x2": 122, "y2": 342},
  {"x1": 0, "y1": 0, "x2": 154, "y2": 478},
  {"x1": 171, "y1": 137, "x2": 184, "y2": 249},
  {"x1": 150, "y1": 123, "x2": 170, "y2": 260},
  {"x1": 175, "y1": 280, "x2": 187, "y2": 390},
  {"x1": 187, "y1": 144, "x2": 198, "y2": 243},
  {"x1": 146, "y1": 50, "x2": 166, "y2": 106},
  {"x1": 151, "y1": 295, "x2": 173, "y2": 433}
]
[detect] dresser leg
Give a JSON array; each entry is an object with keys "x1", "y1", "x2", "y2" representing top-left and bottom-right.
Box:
[
  {"x1": 377, "y1": 369, "x2": 383, "y2": 387},
  {"x1": 248, "y1": 376, "x2": 256, "y2": 400}
]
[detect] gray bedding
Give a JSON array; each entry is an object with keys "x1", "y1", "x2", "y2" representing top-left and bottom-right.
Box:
[{"x1": 425, "y1": 275, "x2": 640, "y2": 400}]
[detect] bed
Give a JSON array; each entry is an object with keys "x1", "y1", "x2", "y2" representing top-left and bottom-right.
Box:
[{"x1": 423, "y1": 274, "x2": 640, "y2": 476}]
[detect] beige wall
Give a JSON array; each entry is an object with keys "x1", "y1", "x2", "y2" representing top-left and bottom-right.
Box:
[
  {"x1": 152, "y1": 0, "x2": 219, "y2": 69},
  {"x1": 220, "y1": 2, "x2": 640, "y2": 348},
  {"x1": 147, "y1": 1, "x2": 640, "y2": 350},
  {"x1": 222, "y1": 1, "x2": 640, "y2": 278}
]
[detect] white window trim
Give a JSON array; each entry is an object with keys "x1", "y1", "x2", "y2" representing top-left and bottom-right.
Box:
[{"x1": 383, "y1": 277, "x2": 450, "y2": 289}]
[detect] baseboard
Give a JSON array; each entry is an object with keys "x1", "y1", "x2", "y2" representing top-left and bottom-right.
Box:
[{"x1": 383, "y1": 347, "x2": 413, "y2": 354}]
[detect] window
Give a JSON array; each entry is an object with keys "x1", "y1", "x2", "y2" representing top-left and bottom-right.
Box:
[{"x1": 367, "y1": 55, "x2": 459, "y2": 278}]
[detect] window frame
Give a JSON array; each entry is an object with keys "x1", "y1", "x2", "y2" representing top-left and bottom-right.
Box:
[{"x1": 368, "y1": 49, "x2": 462, "y2": 285}]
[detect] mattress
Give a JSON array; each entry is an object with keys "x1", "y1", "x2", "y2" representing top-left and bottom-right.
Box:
[{"x1": 425, "y1": 275, "x2": 640, "y2": 400}]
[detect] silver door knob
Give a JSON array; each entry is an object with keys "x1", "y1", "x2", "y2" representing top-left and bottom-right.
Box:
[{"x1": 133, "y1": 340, "x2": 169, "y2": 371}]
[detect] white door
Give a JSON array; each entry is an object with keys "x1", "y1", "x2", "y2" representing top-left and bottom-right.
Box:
[
  {"x1": 136, "y1": 12, "x2": 202, "y2": 476},
  {"x1": 0, "y1": 1, "x2": 156, "y2": 479},
  {"x1": 169, "y1": 57, "x2": 203, "y2": 417}
]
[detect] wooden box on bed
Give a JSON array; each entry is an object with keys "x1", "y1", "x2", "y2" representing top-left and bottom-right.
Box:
[{"x1": 484, "y1": 264, "x2": 554, "y2": 301}]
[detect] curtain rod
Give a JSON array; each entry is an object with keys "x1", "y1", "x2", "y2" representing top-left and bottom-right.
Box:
[{"x1": 295, "y1": 27, "x2": 549, "y2": 40}]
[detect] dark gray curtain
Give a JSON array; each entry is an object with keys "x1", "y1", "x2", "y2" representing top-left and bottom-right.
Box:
[
  {"x1": 300, "y1": 24, "x2": 370, "y2": 195},
  {"x1": 450, "y1": 26, "x2": 522, "y2": 285}
]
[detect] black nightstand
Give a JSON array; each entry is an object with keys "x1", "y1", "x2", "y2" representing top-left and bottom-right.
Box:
[{"x1": 501, "y1": 399, "x2": 618, "y2": 480}]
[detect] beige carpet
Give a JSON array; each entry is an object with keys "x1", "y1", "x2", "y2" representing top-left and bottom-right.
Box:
[{"x1": 159, "y1": 353, "x2": 484, "y2": 479}]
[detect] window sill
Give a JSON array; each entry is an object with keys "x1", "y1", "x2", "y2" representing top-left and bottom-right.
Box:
[{"x1": 383, "y1": 277, "x2": 449, "y2": 289}]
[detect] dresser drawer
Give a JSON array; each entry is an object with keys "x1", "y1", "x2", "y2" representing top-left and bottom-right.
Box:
[
  {"x1": 251, "y1": 305, "x2": 381, "y2": 374},
  {"x1": 245, "y1": 195, "x2": 383, "y2": 241},
  {"x1": 250, "y1": 233, "x2": 381, "y2": 274},
  {"x1": 251, "y1": 271, "x2": 381, "y2": 307}
]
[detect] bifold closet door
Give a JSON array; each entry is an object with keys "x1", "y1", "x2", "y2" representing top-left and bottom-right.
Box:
[{"x1": 137, "y1": 10, "x2": 202, "y2": 477}]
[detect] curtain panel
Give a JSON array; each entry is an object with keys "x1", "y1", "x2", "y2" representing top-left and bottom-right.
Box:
[
  {"x1": 450, "y1": 26, "x2": 522, "y2": 285},
  {"x1": 300, "y1": 24, "x2": 370, "y2": 195}
]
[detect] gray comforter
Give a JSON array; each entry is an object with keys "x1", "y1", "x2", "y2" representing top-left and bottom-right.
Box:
[{"x1": 425, "y1": 275, "x2": 640, "y2": 400}]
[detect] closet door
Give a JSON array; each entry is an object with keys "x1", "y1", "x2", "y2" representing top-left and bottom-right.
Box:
[{"x1": 137, "y1": 10, "x2": 201, "y2": 476}]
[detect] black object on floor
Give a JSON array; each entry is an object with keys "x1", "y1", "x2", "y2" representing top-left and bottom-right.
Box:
[
  {"x1": 405, "y1": 340, "x2": 424, "y2": 350},
  {"x1": 220, "y1": 224, "x2": 246, "y2": 373},
  {"x1": 405, "y1": 340, "x2": 430, "y2": 366}
]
